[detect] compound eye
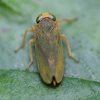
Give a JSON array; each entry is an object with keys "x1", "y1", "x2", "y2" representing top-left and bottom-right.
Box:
[
  {"x1": 49, "y1": 13, "x2": 56, "y2": 21},
  {"x1": 36, "y1": 14, "x2": 42, "y2": 23}
]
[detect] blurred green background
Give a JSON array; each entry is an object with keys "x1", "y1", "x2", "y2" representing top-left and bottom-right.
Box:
[{"x1": 0, "y1": 0, "x2": 100, "y2": 100}]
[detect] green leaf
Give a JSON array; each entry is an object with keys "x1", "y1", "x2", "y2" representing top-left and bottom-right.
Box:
[{"x1": 0, "y1": 0, "x2": 100, "y2": 100}]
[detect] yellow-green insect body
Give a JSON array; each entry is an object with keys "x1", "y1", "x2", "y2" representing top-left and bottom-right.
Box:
[
  {"x1": 34, "y1": 17, "x2": 64, "y2": 84},
  {"x1": 15, "y1": 12, "x2": 78, "y2": 86}
]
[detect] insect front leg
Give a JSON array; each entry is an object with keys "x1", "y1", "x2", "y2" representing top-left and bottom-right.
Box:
[
  {"x1": 15, "y1": 28, "x2": 34, "y2": 52},
  {"x1": 61, "y1": 34, "x2": 79, "y2": 62},
  {"x1": 26, "y1": 38, "x2": 35, "y2": 70},
  {"x1": 57, "y1": 17, "x2": 77, "y2": 23}
]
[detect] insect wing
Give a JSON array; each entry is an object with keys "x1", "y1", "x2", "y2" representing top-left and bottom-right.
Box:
[{"x1": 35, "y1": 20, "x2": 64, "y2": 84}]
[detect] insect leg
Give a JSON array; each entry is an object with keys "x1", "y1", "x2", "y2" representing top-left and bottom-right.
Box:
[
  {"x1": 57, "y1": 17, "x2": 77, "y2": 23},
  {"x1": 61, "y1": 34, "x2": 79, "y2": 62},
  {"x1": 26, "y1": 38, "x2": 35, "y2": 70},
  {"x1": 15, "y1": 28, "x2": 34, "y2": 52}
]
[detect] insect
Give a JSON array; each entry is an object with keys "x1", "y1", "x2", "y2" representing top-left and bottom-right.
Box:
[{"x1": 15, "y1": 12, "x2": 79, "y2": 86}]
